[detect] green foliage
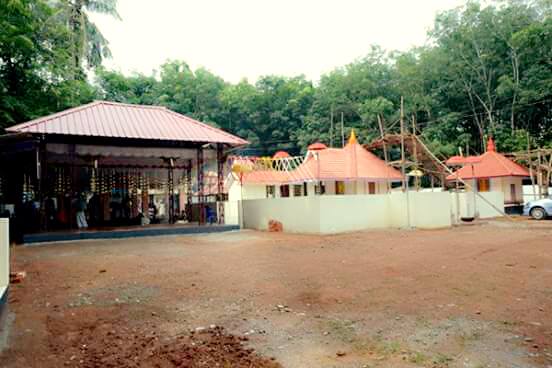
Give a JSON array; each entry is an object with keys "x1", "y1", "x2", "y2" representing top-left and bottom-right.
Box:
[
  {"x1": 1, "y1": 0, "x2": 551, "y2": 159},
  {"x1": 55, "y1": 0, "x2": 121, "y2": 71},
  {"x1": 0, "y1": 0, "x2": 97, "y2": 126}
]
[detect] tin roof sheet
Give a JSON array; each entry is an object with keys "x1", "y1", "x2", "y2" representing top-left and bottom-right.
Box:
[{"x1": 6, "y1": 101, "x2": 248, "y2": 146}]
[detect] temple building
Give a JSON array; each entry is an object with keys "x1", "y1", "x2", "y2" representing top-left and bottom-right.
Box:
[
  {"x1": 0, "y1": 101, "x2": 247, "y2": 241},
  {"x1": 228, "y1": 131, "x2": 403, "y2": 201},
  {"x1": 446, "y1": 137, "x2": 530, "y2": 210}
]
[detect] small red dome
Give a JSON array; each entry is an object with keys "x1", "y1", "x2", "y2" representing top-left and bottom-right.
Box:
[
  {"x1": 486, "y1": 137, "x2": 496, "y2": 152},
  {"x1": 446, "y1": 155, "x2": 465, "y2": 166},
  {"x1": 273, "y1": 151, "x2": 290, "y2": 159},
  {"x1": 308, "y1": 142, "x2": 328, "y2": 151}
]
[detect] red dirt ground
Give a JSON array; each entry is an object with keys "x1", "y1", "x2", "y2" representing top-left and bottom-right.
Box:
[{"x1": 1, "y1": 221, "x2": 551, "y2": 367}]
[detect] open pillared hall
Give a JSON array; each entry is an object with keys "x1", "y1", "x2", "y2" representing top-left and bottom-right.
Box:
[{"x1": 0, "y1": 101, "x2": 247, "y2": 242}]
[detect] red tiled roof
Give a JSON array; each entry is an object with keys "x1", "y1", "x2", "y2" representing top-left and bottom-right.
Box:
[
  {"x1": 296, "y1": 134, "x2": 403, "y2": 182},
  {"x1": 240, "y1": 131, "x2": 402, "y2": 184},
  {"x1": 238, "y1": 170, "x2": 292, "y2": 185},
  {"x1": 446, "y1": 138, "x2": 529, "y2": 180},
  {"x1": 446, "y1": 155, "x2": 482, "y2": 165},
  {"x1": 273, "y1": 151, "x2": 290, "y2": 158},
  {"x1": 6, "y1": 101, "x2": 248, "y2": 146},
  {"x1": 307, "y1": 142, "x2": 327, "y2": 151}
]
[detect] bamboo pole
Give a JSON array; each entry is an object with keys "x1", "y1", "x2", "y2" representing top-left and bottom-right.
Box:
[
  {"x1": 330, "y1": 107, "x2": 334, "y2": 148},
  {"x1": 544, "y1": 154, "x2": 551, "y2": 198},
  {"x1": 527, "y1": 132, "x2": 537, "y2": 200},
  {"x1": 414, "y1": 135, "x2": 514, "y2": 221},
  {"x1": 455, "y1": 176, "x2": 461, "y2": 224},
  {"x1": 400, "y1": 99, "x2": 406, "y2": 192},
  {"x1": 400, "y1": 97, "x2": 411, "y2": 228},
  {"x1": 537, "y1": 150, "x2": 543, "y2": 199},
  {"x1": 340, "y1": 112, "x2": 345, "y2": 148},
  {"x1": 411, "y1": 114, "x2": 419, "y2": 191},
  {"x1": 378, "y1": 115, "x2": 391, "y2": 193}
]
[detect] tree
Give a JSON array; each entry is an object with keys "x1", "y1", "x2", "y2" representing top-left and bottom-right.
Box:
[
  {"x1": 297, "y1": 47, "x2": 397, "y2": 149},
  {"x1": 96, "y1": 67, "x2": 158, "y2": 105},
  {"x1": 0, "y1": 0, "x2": 96, "y2": 127},
  {"x1": 56, "y1": 0, "x2": 120, "y2": 74},
  {"x1": 220, "y1": 76, "x2": 314, "y2": 154},
  {"x1": 6, "y1": 0, "x2": 550, "y2": 160}
]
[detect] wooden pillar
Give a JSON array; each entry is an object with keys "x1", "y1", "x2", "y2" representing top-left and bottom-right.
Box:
[
  {"x1": 216, "y1": 144, "x2": 224, "y2": 224},
  {"x1": 68, "y1": 143, "x2": 76, "y2": 230},
  {"x1": 543, "y1": 153, "x2": 552, "y2": 198},
  {"x1": 340, "y1": 112, "x2": 345, "y2": 148},
  {"x1": 537, "y1": 150, "x2": 543, "y2": 199},
  {"x1": 185, "y1": 160, "x2": 192, "y2": 222},
  {"x1": 400, "y1": 96, "x2": 411, "y2": 228},
  {"x1": 527, "y1": 133, "x2": 537, "y2": 200},
  {"x1": 197, "y1": 148, "x2": 205, "y2": 225},
  {"x1": 411, "y1": 115, "x2": 419, "y2": 191},
  {"x1": 400, "y1": 97, "x2": 407, "y2": 192},
  {"x1": 37, "y1": 137, "x2": 47, "y2": 230},
  {"x1": 377, "y1": 115, "x2": 390, "y2": 193},
  {"x1": 330, "y1": 107, "x2": 334, "y2": 148},
  {"x1": 167, "y1": 158, "x2": 175, "y2": 224}
]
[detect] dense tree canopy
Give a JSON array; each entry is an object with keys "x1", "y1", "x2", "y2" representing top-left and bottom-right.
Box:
[{"x1": 1, "y1": 0, "x2": 550, "y2": 156}]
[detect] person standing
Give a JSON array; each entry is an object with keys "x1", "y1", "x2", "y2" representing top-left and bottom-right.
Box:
[{"x1": 76, "y1": 193, "x2": 88, "y2": 229}]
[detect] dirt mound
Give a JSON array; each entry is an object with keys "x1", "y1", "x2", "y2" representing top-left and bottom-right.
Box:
[
  {"x1": 268, "y1": 220, "x2": 283, "y2": 232},
  {"x1": 49, "y1": 320, "x2": 281, "y2": 368}
]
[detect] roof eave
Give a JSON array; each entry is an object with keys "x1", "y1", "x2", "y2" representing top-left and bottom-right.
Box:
[{"x1": 447, "y1": 173, "x2": 529, "y2": 180}]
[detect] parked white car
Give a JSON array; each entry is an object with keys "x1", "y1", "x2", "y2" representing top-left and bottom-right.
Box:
[{"x1": 523, "y1": 198, "x2": 552, "y2": 220}]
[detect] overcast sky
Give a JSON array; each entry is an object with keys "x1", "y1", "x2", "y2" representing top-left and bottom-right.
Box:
[{"x1": 89, "y1": 0, "x2": 466, "y2": 83}]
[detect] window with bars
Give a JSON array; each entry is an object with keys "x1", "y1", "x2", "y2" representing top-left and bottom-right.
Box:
[
  {"x1": 335, "y1": 181, "x2": 345, "y2": 195},
  {"x1": 293, "y1": 184, "x2": 303, "y2": 197},
  {"x1": 368, "y1": 182, "x2": 376, "y2": 194},
  {"x1": 280, "y1": 185, "x2": 290, "y2": 197},
  {"x1": 477, "y1": 178, "x2": 490, "y2": 192},
  {"x1": 315, "y1": 182, "x2": 326, "y2": 195},
  {"x1": 266, "y1": 185, "x2": 275, "y2": 198}
]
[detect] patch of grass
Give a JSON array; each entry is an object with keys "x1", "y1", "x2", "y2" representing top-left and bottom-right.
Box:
[
  {"x1": 351, "y1": 338, "x2": 374, "y2": 353},
  {"x1": 432, "y1": 353, "x2": 454, "y2": 367},
  {"x1": 460, "y1": 329, "x2": 483, "y2": 342},
  {"x1": 415, "y1": 316, "x2": 431, "y2": 328},
  {"x1": 325, "y1": 319, "x2": 356, "y2": 343},
  {"x1": 498, "y1": 319, "x2": 521, "y2": 331},
  {"x1": 457, "y1": 328, "x2": 484, "y2": 348},
  {"x1": 382, "y1": 340, "x2": 402, "y2": 354},
  {"x1": 409, "y1": 351, "x2": 429, "y2": 365}
]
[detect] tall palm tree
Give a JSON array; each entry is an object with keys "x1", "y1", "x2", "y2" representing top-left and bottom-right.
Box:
[{"x1": 60, "y1": 0, "x2": 120, "y2": 74}]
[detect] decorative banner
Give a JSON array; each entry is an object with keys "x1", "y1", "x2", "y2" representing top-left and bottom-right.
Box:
[{"x1": 228, "y1": 154, "x2": 316, "y2": 184}]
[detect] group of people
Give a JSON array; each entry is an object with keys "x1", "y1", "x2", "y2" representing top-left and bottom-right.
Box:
[
  {"x1": 46, "y1": 191, "x2": 214, "y2": 230},
  {"x1": 71, "y1": 192, "x2": 158, "y2": 230}
]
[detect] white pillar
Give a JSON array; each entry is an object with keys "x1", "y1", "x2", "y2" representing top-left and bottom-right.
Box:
[
  {"x1": 0, "y1": 219, "x2": 9, "y2": 290},
  {"x1": 238, "y1": 200, "x2": 244, "y2": 229}
]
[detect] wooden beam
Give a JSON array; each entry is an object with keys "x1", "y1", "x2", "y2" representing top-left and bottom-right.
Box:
[{"x1": 377, "y1": 115, "x2": 390, "y2": 193}]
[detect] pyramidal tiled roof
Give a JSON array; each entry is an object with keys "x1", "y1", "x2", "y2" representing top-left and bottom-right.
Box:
[
  {"x1": 295, "y1": 130, "x2": 403, "y2": 181},
  {"x1": 239, "y1": 131, "x2": 403, "y2": 184},
  {"x1": 446, "y1": 138, "x2": 530, "y2": 180}
]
